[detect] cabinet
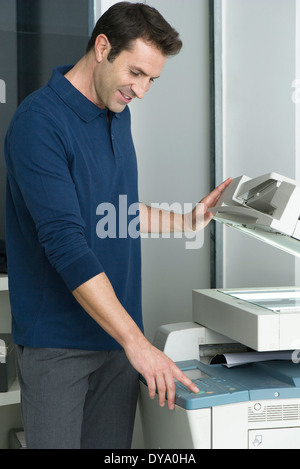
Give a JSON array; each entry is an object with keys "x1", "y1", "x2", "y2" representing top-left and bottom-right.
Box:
[{"x1": 0, "y1": 274, "x2": 22, "y2": 448}]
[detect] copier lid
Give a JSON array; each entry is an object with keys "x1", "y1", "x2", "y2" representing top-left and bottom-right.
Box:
[
  {"x1": 192, "y1": 287, "x2": 300, "y2": 351},
  {"x1": 210, "y1": 172, "x2": 300, "y2": 257}
]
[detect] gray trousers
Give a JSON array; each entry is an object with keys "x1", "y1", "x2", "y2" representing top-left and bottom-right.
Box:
[{"x1": 16, "y1": 345, "x2": 139, "y2": 449}]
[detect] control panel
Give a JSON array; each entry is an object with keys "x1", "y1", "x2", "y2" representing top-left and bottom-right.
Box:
[
  {"x1": 175, "y1": 368, "x2": 249, "y2": 410},
  {"x1": 173, "y1": 359, "x2": 300, "y2": 410}
]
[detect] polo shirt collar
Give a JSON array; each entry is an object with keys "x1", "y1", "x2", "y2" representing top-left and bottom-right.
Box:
[{"x1": 48, "y1": 65, "x2": 118, "y2": 122}]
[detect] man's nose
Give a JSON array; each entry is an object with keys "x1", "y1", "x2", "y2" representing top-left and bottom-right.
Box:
[{"x1": 131, "y1": 80, "x2": 151, "y2": 99}]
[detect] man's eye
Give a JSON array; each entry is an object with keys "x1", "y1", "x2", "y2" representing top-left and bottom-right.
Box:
[{"x1": 130, "y1": 70, "x2": 139, "y2": 77}]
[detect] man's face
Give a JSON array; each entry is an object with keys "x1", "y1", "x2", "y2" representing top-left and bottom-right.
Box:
[{"x1": 93, "y1": 37, "x2": 167, "y2": 113}]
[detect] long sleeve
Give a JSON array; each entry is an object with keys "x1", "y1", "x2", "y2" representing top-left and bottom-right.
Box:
[{"x1": 6, "y1": 108, "x2": 103, "y2": 291}]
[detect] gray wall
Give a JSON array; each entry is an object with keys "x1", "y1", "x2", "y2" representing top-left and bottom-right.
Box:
[
  {"x1": 129, "y1": 0, "x2": 211, "y2": 341},
  {"x1": 222, "y1": 0, "x2": 299, "y2": 289}
]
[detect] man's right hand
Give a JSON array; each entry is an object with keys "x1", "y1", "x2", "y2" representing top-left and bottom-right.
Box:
[
  {"x1": 73, "y1": 272, "x2": 198, "y2": 410},
  {"x1": 124, "y1": 336, "x2": 199, "y2": 410}
]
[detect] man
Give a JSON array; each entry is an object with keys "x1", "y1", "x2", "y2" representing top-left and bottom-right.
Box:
[{"x1": 5, "y1": 2, "x2": 231, "y2": 448}]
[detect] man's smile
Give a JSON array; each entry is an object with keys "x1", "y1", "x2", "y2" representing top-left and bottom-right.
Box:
[{"x1": 119, "y1": 90, "x2": 134, "y2": 103}]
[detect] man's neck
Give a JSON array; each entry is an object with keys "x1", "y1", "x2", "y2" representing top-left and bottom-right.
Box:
[{"x1": 64, "y1": 54, "x2": 104, "y2": 109}]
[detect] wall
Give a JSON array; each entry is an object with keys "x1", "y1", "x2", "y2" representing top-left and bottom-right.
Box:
[
  {"x1": 129, "y1": 0, "x2": 211, "y2": 341},
  {"x1": 222, "y1": 0, "x2": 298, "y2": 288}
]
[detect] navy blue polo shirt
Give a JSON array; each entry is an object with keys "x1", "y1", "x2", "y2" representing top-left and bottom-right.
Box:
[{"x1": 4, "y1": 65, "x2": 143, "y2": 350}]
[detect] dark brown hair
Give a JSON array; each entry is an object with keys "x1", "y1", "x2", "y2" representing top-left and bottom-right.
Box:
[{"x1": 86, "y1": 2, "x2": 182, "y2": 61}]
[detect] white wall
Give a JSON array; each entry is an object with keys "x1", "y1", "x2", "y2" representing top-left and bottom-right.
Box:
[{"x1": 222, "y1": 0, "x2": 299, "y2": 288}]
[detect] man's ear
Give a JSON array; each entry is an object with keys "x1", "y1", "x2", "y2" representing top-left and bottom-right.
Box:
[{"x1": 94, "y1": 34, "x2": 111, "y2": 62}]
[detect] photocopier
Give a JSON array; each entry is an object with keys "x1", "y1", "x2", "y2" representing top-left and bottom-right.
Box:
[{"x1": 139, "y1": 172, "x2": 300, "y2": 449}]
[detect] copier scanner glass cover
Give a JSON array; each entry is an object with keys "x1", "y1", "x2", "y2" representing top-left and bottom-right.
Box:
[
  {"x1": 210, "y1": 173, "x2": 300, "y2": 257},
  {"x1": 192, "y1": 287, "x2": 300, "y2": 351},
  {"x1": 223, "y1": 289, "x2": 300, "y2": 313}
]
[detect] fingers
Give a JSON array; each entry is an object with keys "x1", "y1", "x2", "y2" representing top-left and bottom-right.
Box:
[
  {"x1": 146, "y1": 363, "x2": 200, "y2": 411},
  {"x1": 214, "y1": 177, "x2": 232, "y2": 198},
  {"x1": 199, "y1": 177, "x2": 232, "y2": 217},
  {"x1": 216, "y1": 177, "x2": 232, "y2": 192},
  {"x1": 155, "y1": 373, "x2": 170, "y2": 408},
  {"x1": 174, "y1": 368, "x2": 199, "y2": 395},
  {"x1": 147, "y1": 376, "x2": 156, "y2": 401},
  {"x1": 201, "y1": 177, "x2": 232, "y2": 206},
  {"x1": 131, "y1": 341, "x2": 199, "y2": 411}
]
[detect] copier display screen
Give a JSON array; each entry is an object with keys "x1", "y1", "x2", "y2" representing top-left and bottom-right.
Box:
[
  {"x1": 182, "y1": 369, "x2": 209, "y2": 380},
  {"x1": 223, "y1": 289, "x2": 300, "y2": 312}
]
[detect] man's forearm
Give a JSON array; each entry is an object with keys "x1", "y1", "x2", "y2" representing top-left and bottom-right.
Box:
[
  {"x1": 139, "y1": 202, "x2": 189, "y2": 234},
  {"x1": 72, "y1": 272, "x2": 144, "y2": 350}
]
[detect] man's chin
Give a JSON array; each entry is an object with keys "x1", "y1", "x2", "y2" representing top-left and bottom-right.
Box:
[{"x1": 108, "y1": 102, "x2": 127, "y2": 113}]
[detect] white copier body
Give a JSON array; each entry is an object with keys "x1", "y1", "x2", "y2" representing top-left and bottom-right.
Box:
[{"x1": 139, "y1": 173, "x2": 300, "y2": 449}]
